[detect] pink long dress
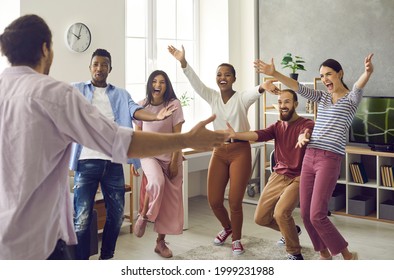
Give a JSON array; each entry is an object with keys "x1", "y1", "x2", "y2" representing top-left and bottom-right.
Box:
[{"x1": 134, "y1": 99, "x2": 185, "y2": 235}]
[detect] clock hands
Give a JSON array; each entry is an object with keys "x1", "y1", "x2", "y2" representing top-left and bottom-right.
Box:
[
  {"x1": 78, "y1": 25, "x2": 82, "y2": 37},
  {"x1": 72, "y1": 32, "x2": 80, "y2": 39},
  {"x1": 70, "y1": 25, "x2": 82, "y2": 41}
]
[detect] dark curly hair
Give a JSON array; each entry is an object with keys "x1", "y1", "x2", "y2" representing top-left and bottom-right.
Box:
[
  {"x1": 0, "y1": 14, "x2": 52, "y2": 67},
  {"x1": 91, "y1": 48, "x2": 112, "y2": 68}
]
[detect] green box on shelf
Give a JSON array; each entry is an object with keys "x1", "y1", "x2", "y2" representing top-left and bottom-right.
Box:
[
  {"x1": 348, "y1": 195, "x2": 375, "y2": 216},
  {"x1": 379, "y1": 200, "x2": 394, "y2": 221}
]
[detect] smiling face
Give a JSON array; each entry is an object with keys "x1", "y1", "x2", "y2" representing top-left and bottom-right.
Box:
[
  {"x1": 216, "y1": 65, "x2": 236, "y2": 92},
  {"x1": 89, "y1": 55, "x2": 111, "y2": 87},
  {"x1": 151, "y1": 74, "x2": 167, "y2": 104},
  {"x1": 277, "y1": 90, "x2": 298, "y2": 122},
  {"x1": 320, "y1": 65, "x2": 343, "y2": 93}
]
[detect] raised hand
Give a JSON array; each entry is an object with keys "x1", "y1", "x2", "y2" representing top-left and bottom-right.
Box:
[
  {"x1": 156, "y1": 105, "x2": 177, "y2": 120},
  {"x1": 168, "y1": 45, "x2": 187, "y2": 68},
  {"x1": 254, "y1": 58, "x2": 276, "y2": 76},
  {"x1": 364, "y1": 53, "x2": 374, "y2": 75},
  {"x1": 355, "y1": 53, "x2": 374, "y2": 89}
]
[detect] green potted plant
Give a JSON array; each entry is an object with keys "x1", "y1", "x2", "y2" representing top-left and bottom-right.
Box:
[
  {"x1": 179, "y1": 91, "x2": 193, "y2": 107},
  {"x1": 281, "y1": 53, "x2": 306, "y2": 80}
]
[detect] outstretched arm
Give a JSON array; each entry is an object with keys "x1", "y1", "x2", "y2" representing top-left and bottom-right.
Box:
[
  {"x1": 254, "y1": 58, "x2": 299, "y2": 92},
  {"x1": 128, "y1": 115, "x2": 228, "y2": 158},
  {"x1": 134, "y1": 105, "x2": 177, "y2": 121},
  {"x1": 355, "y1": 53, "x2": 374, "y2": 89},
  {"x1": 225, "y1": 122, "x2": 258, "y2": 142}
]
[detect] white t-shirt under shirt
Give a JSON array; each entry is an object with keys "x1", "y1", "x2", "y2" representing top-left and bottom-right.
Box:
[{"x1": 79, "y1": 86, "x2": 114, "y2": 161}]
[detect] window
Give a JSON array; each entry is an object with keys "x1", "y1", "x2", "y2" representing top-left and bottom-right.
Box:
[
  {"x1": 126, "y1": 0, "x2": 197, "y2": 131},
  {"x1": 0, "y1": 1, "x2": 20, "y2": 72}
]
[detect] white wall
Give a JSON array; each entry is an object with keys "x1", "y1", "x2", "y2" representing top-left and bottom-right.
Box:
[
  {"x1": 20, "y1": 0, "x2": 126, "y2": 86},
  {"x1": 199, "y1": 0, "x2": 257, "y2": 128},
  {"x1": 0, "y1": 0, "x2": 20, "y2": 71},
  {"x1": 229, "y1": 0, "x2": 258, "y2": 128}
]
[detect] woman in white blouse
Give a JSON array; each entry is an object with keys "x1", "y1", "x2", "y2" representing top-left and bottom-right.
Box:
[{"x1": 169, "y1": 45, "x2": 265, "y2": 255}]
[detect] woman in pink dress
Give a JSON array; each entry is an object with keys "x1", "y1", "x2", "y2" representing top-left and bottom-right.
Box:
[{"x1": 133, "y1": 70, "x2": 185, "y2": 258}]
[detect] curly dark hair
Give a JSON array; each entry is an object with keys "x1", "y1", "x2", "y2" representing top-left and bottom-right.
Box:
[
  {"x1": 91, "y1": 48, "x2": 112, "y2": 68},
  {"x1": 0, "y1": 14, "x2": 52, "y2": 67}
]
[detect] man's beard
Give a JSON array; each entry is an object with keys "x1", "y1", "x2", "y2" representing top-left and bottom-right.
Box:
[{"x1": 280, "y1": 107, "x2": 295, "y2": 121}]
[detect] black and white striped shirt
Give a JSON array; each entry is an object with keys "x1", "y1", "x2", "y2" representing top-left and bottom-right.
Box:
[{"x1": 297, "y1": 83, "x2": 363, "y2": 155}]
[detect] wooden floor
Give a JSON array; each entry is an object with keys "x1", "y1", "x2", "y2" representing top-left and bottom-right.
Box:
[{"x1": 92, "y1": 196, "x2": 394, "y2": 260}]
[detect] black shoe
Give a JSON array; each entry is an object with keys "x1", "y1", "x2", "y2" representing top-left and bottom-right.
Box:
[
  {"x1": 287, "y1": 253, "x2": 304, "y2": 260},
  {"x1": 277, "y1": 225, "x2": 301, "y2": 246}
]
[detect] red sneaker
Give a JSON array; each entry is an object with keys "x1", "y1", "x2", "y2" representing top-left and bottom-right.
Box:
[
  {"x1": 232, "y1": 240, "x2": 244, "y2": 255},
  {"x1": 213, "y1": 228, "x2": 232, "y2": 245}
]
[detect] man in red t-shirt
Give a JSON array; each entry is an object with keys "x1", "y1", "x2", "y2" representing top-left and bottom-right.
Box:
[{"x1": 226, "y1": 83, "x2": 314, "y2": 260}]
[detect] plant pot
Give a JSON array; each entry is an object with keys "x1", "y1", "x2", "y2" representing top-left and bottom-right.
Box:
[{"x1": 289, "y1": 73, "x2": 298, "y2": 80}]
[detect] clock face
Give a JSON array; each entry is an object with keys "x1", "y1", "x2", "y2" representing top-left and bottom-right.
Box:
[{"x1": 65, "y1": 22, "x2": 91, "y2": 53}]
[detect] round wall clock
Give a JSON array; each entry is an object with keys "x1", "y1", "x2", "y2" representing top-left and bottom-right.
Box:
[{"x1": 65, "y1": 22, "x2": 92, "y2": 53}]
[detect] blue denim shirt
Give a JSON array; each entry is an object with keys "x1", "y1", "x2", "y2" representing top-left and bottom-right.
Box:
[{"x1": 69, "y1": 81, "x2": 142, "y2": 170}]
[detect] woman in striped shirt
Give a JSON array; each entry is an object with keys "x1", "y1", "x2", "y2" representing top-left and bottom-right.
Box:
[{"x1": 254, "y1": 54, "x2": 374, "y2": 260}]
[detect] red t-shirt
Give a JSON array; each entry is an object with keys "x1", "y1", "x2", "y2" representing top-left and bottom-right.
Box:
[{"x1": 255, "y1": 117, "x2": 314, "y2": 178}]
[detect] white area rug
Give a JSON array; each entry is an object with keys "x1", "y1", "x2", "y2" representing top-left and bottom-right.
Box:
[{"x1": 173, "y1": 235, "x2": 324, "y2": 260}]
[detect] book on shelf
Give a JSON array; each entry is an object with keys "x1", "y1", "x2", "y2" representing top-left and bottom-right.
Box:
[
  {"x1": 350, "y1": 163, "x2": 358, "y2": 183},
  {"x1": 381, "y1": 165, "x2": 388, "y2": 187},
  {"x1": 350, "y1": 162, "x2": 368, "y2": 184},
  {"x1": 390, "y1": 166, "x2": 394, "y2": 187},
  {"x1": 381, "y1": 165, "x2": 394, "y2": 187},
  {"x1": 357, "y1": 162, "x2": 368, "y2": 184},
  {"x1": 387, "y1": 165, "x2": 394, "y2": 187}
]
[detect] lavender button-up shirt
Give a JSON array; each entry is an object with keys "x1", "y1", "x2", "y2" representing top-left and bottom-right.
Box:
[{"x1": 0, "y1": 66, "x2": 132, "y2": 259}]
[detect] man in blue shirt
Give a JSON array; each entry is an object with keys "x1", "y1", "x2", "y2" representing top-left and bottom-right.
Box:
[{"x1": 69, "y1": 49, "x2": 175, "y2": 260}]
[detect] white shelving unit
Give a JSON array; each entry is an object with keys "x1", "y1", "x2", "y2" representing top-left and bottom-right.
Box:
[{"x1": 343, "y1": 145, "x2": 394, "y2": 221}]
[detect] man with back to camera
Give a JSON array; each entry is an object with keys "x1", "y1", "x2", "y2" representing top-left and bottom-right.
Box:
[
  {"x1": 0, "y1": 14, "x2": 227, "y2": 260},
  {"x1": 70, "y1": 48, "x2": 178, "y2": 260},
  {"x1": 226, "y1": 81, "x2": 314, "y2": 260}
]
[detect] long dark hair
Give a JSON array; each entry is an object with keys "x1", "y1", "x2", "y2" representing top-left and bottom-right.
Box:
[
  {"x1": 0, "y1": 14, "x2": 52, "y2": 68},
  {"x1": 144, "y1": 70, "x2": 177, "y2": 107},
  {"x1": 319, "y1": 59, "x2": 349, "y2": 90}
]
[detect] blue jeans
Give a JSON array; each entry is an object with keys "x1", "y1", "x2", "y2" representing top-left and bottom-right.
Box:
[{"x1": 73, "y1": 159, "x2": 125, "y2": 260}]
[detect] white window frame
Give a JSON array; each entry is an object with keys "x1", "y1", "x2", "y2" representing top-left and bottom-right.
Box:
[{"x1": 125, "y1": 0, "x2": 199, "y2": 131}]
